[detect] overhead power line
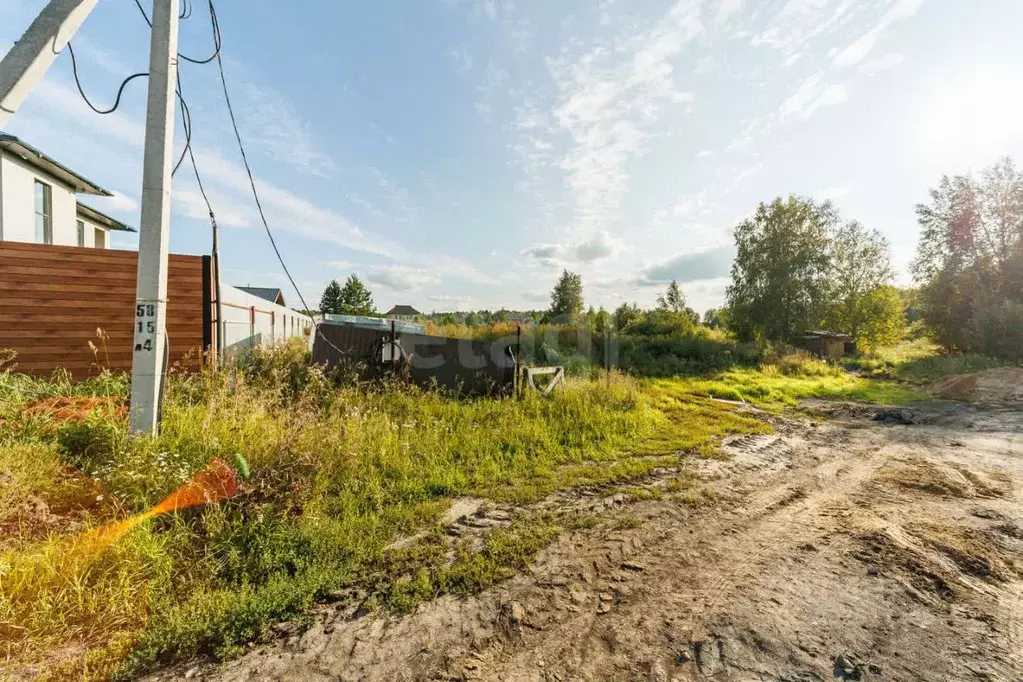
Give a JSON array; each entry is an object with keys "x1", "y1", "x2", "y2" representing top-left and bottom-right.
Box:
[
  {"x1": 66, "y1": 41, "x2": 147, "y2": 115},
  {"x1": 133, "y1": 0, "x2": 222, "y2": 65},
  {"x1": 208, "y1": 12, "x2": 318, "y2": 322}
]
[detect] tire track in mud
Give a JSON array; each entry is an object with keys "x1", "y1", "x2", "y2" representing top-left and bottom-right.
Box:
[{"x1": 147, "y1": 404, "x2": 1023, "y2": 682}]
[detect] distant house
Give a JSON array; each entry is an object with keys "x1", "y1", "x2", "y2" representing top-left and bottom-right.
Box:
[
  {"x1": 236, "y1": 286, "x2": 286, "y2": 306},
  {"x1": 386, "y1": 304, "x2": 421, "y2": 321},
  {"x1": 0, "y1": 134, "x2": 135, "y2": 247}
]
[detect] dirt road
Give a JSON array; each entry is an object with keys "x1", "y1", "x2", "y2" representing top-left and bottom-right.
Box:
[{"x1": 151, "y1": 400, "x2": 1023, "y2": 681}]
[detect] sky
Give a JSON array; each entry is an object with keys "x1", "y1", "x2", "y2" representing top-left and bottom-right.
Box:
[{"x1": 2, "y1": 0, "x2": 1022, "y2": 314}]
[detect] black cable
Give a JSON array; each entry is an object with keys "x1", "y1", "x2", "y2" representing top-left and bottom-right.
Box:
[
  {"x1": 66, "y1": 41, "x2": 148, "y2": 115},
  {"x1": 174, "y1": 73, "x2": 213, "y2": 215},
  {"x1": 134, "y1": 0, "x2": 221, "y2": 65},
  {"x1": 212, "y1": 25, "x2": 338, "y2": 345},
  {"x1": 172, "y1": 84, "x2": 192, "y2": 177}
]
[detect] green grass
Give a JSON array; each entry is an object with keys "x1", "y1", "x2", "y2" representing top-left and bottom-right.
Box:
[
  {"x1": 0, "y1": 342, "x2": 776, "y2": 681},
  {"x1": 656, "y1": 352, "x2": 928, "y2": 409},
  {"x1": 843, "y1": 338, "x2": 1016, "y2": 385}
]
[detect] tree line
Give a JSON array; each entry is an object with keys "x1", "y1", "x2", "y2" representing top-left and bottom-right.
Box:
[{"x1": 318, "y1": 157, "x2": 1022, "y2": 360}]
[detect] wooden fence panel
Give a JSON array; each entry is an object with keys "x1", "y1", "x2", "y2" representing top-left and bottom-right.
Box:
[{"x1": 0, "y1": 241, "x2": 211, "y2": 378}]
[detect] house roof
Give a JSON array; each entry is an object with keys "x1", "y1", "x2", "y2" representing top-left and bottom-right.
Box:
[
  {"x1": 803, "y1": 330, "x2": 851, "y2": 339},
  {"x1": 386, "y1": 304, "x2": 421, "y2": 316},
  {"x1": 76, "y1": 202, "x2": 136, "y2": 232},
  {"x1": 236, "y1": 286, "x2": 286, "y2": 306},
  {"x1": 0, "y1": 133, "x2": 112, "y2": 196}
]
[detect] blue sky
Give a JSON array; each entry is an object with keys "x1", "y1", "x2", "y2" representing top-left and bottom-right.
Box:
[{"x1": 2, "y1": 0, "x2": 1022, "y2": 314}]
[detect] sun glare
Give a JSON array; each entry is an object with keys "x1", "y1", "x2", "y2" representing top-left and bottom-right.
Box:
[{"x1": 916, "y1": 66, "x2": 1023, "y2": 161}]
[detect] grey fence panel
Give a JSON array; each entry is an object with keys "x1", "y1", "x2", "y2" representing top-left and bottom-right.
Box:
[{"x1": 311, "y1": 324, "x2": 515, "y2": 396}]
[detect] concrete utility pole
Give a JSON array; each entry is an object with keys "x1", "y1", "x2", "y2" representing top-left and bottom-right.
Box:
[
  {"x1": 0, "y1": 0, "x2": 100, "y2": 128},
  {"x1": 129, "y1": 0, "x2": 180, "y2": 435}
]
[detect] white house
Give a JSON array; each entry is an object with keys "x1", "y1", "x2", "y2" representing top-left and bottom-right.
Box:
[{"x1": 0, "y1": 133, "x2": 134, "y2": 248}]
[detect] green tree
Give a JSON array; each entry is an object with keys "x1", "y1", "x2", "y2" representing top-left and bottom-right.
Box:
[
  {"x1": 849, "y1": 285, "x2": 905, "y2": 351},
  {"x1": 337, "y1": 274, "x2": 375, "y2": 315},
  {"x1": 913, "y1": 157, "x2": 1023, "y2": 357},
  {"x1": 319, "y1": 279, "x2": 343, "y2": 314},
  {"x1": 703, "y1": 308, "x2": 719, "y2": 328},
  {"x1": 656, "y1": 280, "x2": 688, "y2": 313},
  {"x1": 825, "y1": 221, "x2": 895, "y2": 340},
  {"x1": 726, "y1": 196, "x2": 836, "y2": 342},
  {"x1": 613, "y1": 302, "x2": 641, "y2": 330},
  {"x1": 549, "y1": 269, "x2": 584, "y2": 322},
  {"x1": 594, "y1": 306, "x2": 612, "y2": 334}
]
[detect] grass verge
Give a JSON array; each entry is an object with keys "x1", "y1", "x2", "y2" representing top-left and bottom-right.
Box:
[
  {"x1": 0, "y1": 343, "x2": 770, "y2": 681},
  {"x1": 842, "y1": 338, "x2": 1016, "y2": 385},
  {"x1": 653, "y1": 352, "x2": 927, "y2": 409}
]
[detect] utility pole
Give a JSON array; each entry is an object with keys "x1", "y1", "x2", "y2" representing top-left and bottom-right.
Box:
[
  {"x1": 129, "y1": 0, "x2": 179, "y2": 435},
  {"x1": 0, "y1": 0, "x2": 100, "y2": 128}
]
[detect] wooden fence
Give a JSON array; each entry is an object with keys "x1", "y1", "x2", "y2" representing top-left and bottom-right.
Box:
[{"x1": 0, "y1": 241, "x2": 212, "y2": 378}]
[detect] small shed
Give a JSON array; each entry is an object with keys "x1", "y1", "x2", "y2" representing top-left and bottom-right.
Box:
[{"x1": 798, "y1": 331, "x2": 852, "y2": 359}]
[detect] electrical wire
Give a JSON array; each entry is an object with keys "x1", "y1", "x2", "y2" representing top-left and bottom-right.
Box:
[
  {"x1": 127, "y1": 0, "x2": 335, "y2": 348},
  {"x1": 213, "y1": 49, "x2": 318, "y2": 318},
  {"x1": 172, "y1": 84, "x2": 192, "y2": 177},
  {"x1": 66, "y1": 41, "x2": 148, "y2": 115},
  {"x1": 174, "y1": 73, "x2": 212, "y2": 213},
  {"x1": 210, "y1": 14, "x2": 342, "y2": 348},
  {"x1": 133, "y1": 0, "x2": 221, "y2": 64}
]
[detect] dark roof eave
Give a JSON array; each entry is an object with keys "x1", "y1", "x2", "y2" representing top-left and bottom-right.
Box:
[
  {"x1": 76, "y1": 202, "x2": 136, "y2": 232},
  {"x1": 0, "y1": 133, "x2": 112, "y2": 196}
]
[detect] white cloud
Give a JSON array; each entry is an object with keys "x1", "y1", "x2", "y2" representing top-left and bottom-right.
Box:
[
  {"x1": 240, "y1": 82, "x2": 339, "y2": 178},
  {"x1": 714, "y1": 0, "x2": 743, "y2": 26},
  {"x1": 575, "y1": 231, "x2": 623, "y2": 261},
  {"x1": 696, "y1": 149, "x2": 713, "y2": 158},
  {"x1": 833, "y1": 0, "x2": 925, "y2": 68},
  {"x1": 370, "y1": 167, "x2": 417, "y2": 224},
  {"x1": 859, "y1": 52, "x2": 905, "y2": 74},
  {"x1": 172, "y1": 188, "x2": 250, "y2": 228},
  {"x1": 671, "y1": 198, "x2": 694, "y2": 215},
  {"x1": 100, "y1": 191, "x2": 140, "y2": 214},
  {"x1": 365, "y1": 265, "x2": 443, "y2": 291},
  {"x1": 30, "y1": 80, "x2": 145, "y2": 148},
  {"x1": 638, "y1": 246, "x2": 735, "y2": 286},
  {"x1": 520, "y1": 230, "x2": 624, "y2": 266},
  {"x1": 753, "y1": 0, "x2": 860, "y2": 58},
  {"x1": 779, "y1": 72, "x2": 849, "y2": 119},
  {"x1": 446, "y1": 46, "x2": 474, "y2": 73},
  {"x1": 782, "y1": 51, "x2": 803, "y2": 68},
  {"x1": 541, "y1": 0, "x2": 702, "y2": 234},
  {"x1": 816, "y1": 186, "x2": 851, "y2": 201},
  {"x1": 520, "y1": 243, "x2": 562, "y2": 267}
]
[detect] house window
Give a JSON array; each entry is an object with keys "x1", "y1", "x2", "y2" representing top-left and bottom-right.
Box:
[
  {"x1": 76, "y1": 220, "x2": 85, "y2": 247},
  {"x1": 34, "y1": 181, "x2": 52, "y2": 244},
  {"x1": 94, "y1": 227, "x2": 106, "y2": 249}
]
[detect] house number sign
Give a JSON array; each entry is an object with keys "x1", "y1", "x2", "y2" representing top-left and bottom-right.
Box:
[{"x1": 134, "y1": 301, "x2": 159, "y2": 353}]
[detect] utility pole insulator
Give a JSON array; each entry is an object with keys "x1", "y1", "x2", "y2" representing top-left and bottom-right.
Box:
[{"x1": 129, "y1": 0, "x2": 180, "y2": 435}]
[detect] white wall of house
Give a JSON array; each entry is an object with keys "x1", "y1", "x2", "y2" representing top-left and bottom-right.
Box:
[
  {"x1": 219, "y1": 284, "x2": 312, "y2": 357},
  {"x1": 0, "y1": 151, "x2": 108, "y2": 246},
  {"x1": 77, "y1": 213, "x2": 107, "y2": 248}
]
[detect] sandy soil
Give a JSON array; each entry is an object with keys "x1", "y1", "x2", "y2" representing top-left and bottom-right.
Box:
[{"x1": 149, "y1": 400, "x2": 1023, "y2": 682}]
